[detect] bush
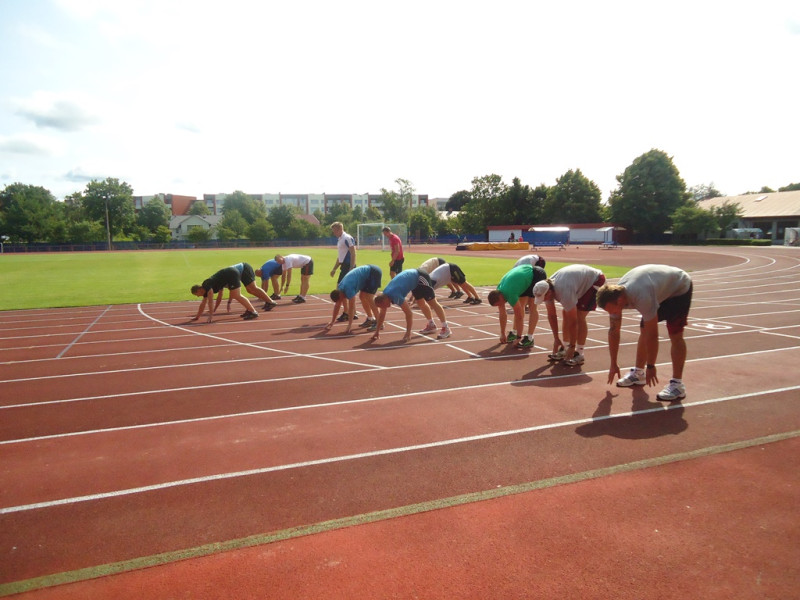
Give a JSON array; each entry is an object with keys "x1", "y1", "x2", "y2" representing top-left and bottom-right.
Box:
[{"x1": 704, "y1": 238, "x2": 772, "y2": 246}]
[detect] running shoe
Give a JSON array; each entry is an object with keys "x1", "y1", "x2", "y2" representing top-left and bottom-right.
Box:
[
  {"x1": 453, "y1": 291, "x2": 464, "y2": 299},
  {"x1": 518, "y1": 336, "x2": 534, "y2": 348},
  {"x1": 564, "y1": 353, "x2": 584, "y2": 366},
  {"x1": 270, "y1": 293, "x2": 281, "y2": 300},
  {"x1": 292, "y1": 296, "x2": 306, "y2": 303},
  {"x1": 463, "y1": 297, "x2": 474, "y2": 303},
  {"x1": 470, "y1": 298, "x2": 482, "y2": 305},
  {"x1": 337, "y1": 313, "x2": 350, "y2": 322},
  {"x1": 448, "y1": 290, "x2": 458, "y2": 298},
  {"x1": 419, "y1": 322, "x2": 438, "y2": 334},
  {"x1": 657, "y1": 379, "x2": 686, "y2": 401},
  {"x1": 262, "y1": 303, "x2": 275, "y2": 311},
  {"x1": 548, "y1": 347, "x2": 566, "y2": 361},
  {"x1": 242, "y1": 311, "x2": 259, "y2": 320},
  {"x1": 616, "y1": 367, "x2": 646, "y2": 387},
  {"x1": 506, "y1": 332, "x2": 519, "y2": 343},
  {"x1": 437, "y1": 326, "x2": 451, "y2": 339},
  {"x1": 358, "y1": 318, "x2": 374, "y2": 328}
]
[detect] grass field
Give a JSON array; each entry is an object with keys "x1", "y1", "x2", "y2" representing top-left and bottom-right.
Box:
[{"x1": 0, "y1": 248, "x2": 629, "y2": 310}]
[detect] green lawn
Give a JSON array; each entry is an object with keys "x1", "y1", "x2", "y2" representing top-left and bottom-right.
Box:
[{"x1": 0, "y1": 248, "x2": 629, "y2": 310}]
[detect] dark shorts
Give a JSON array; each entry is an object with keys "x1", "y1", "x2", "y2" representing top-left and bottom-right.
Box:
[
  {"x1": 390, "y1": 258, "x2": 404, "y2": 274},
  {"x1": 520, "y1": 267, "x2": 548, "y2": 299},
  {"x1": 205, "y1": 267, "x2": 241, "y2": 294},
  {"x1": 576, "y1": 273, "x2": 606, "y2": 312},
  {"x1": 449, "y1": 264, "x2": 466, "y2": 285},
  {"x1": 411, "y1": 270, "x2": 436, "y2": 302},
  {"x1": 300, "y1": 259, "x2": 314, "y2": 276},
  {"x1": 241, "y1": 263, "x2": 256, "y2": 286},
  {"x1": 338, "y1": 259, "x2": 352, "y2": 284},
  {"x1": 642, "y1": 283, "x2": 693, "y2": 335},
  {"x1": 363, "y1": 265, "x2": 382, "y2": 294}
]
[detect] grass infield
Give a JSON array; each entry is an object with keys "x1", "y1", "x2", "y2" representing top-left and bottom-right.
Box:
[{"x1": 0, "y1": 247, "x2": 629, "y2": 310}]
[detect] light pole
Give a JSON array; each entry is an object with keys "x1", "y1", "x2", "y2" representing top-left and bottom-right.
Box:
[
  {"x1": 0, "y1": 235, "x2": 8, "y2": 254},
  {"x1": 103, "y1": 193, "x2": 112, "y2": 251}
]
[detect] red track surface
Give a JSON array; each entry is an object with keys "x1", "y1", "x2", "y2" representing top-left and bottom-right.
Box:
[{"x1": 1, "y1": 245, "x2": 798, "y2": 599}]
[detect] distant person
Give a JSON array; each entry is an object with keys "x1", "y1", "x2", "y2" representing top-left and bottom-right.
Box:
[
  {"x1": 487, "y1": 264, "x2": 547, "y2": 348},
  {"x1": 429, "y1": 262, "x2": 482, "y2": 305},
  {"x1": 275, "y1": 253, "x2": 313, "y2": 303},
  {"x1": 190, "y1": 265, "x2": 259, "y2": 322},
  {"x1": 533, "y1": 264, "x2": 606, "y2": 366},
  {"x1": 596, "y1": 264, "x2": 693, "y2": 402},
  {"x1": 324, "y1": 265, "x2": 382, "y2": 334},
  {"x1": 508, "y1": 232, "x2": 516, "y2": 242},
  {"x1": 372, "y1": 269, "x2": 451, "y2": 342},
  {"x1": 221, "y1": 262, "x2": 277, "y2": 312},
  {"x1": 382, "y1": 226, "x2": 405, "y2": 279},
  {"x1": 330, "y1": 221, "x2": 357, "y2": 321},
  {"x1": 514, "y1": 254, "x2": 546, "y2": 269},
  {"x1": 255, "y1": 259, "x2": 284, "y2": 301}
]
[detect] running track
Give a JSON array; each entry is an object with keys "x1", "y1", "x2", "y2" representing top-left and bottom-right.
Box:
[{"x1": 1, "y1": 245, "x2": 798, "y2": 599}]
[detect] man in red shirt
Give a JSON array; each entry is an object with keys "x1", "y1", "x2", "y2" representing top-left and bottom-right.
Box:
[{"x1": 382, "y1": 226, "x2": 404, "y2": 279}]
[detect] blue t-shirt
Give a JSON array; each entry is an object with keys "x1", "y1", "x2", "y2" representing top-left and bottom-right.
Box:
[
  {"x1": 259, "y1": 259, "x2": 283, "y2": 278},
  {"x1": 339, "y1": 265, "x2": 372, "y2": 298},
  {"x1": 382, "y1": 269, "x2": 422, "y2": 305}
]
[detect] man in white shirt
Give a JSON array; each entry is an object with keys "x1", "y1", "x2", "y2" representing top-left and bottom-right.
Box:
[
  {"x1": 275, "y1": 253, "x2": 313, "y2": 303},
  {"x1": 330, "y1": 222, "x2": 357, "y2": 321},
  {"x1": 596, "y1": 264, "x2": 693, "y2": 402}
]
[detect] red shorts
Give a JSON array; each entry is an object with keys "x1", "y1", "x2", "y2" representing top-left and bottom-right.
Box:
[{"x1": 576, "y1": 274, "x2": 606, "y2": 312}]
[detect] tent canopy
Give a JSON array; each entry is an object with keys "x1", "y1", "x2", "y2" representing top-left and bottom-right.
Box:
[{"x1": 528, "y1": 226, "x2": 569, "y2": 232}]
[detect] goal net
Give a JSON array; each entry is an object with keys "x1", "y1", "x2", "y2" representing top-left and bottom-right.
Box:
[{"x1": 356, "y1": 223, "x2": 407, "y2": 250}]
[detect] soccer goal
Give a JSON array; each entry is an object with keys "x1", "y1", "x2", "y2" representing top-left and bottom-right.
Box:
[{"x1": 356, "y1": 223, "x2": 407, "y2": 250}]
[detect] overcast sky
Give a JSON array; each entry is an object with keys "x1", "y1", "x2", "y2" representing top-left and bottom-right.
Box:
[{"x1": 1, "y1": 0, "x2": 798, "y2": 203}]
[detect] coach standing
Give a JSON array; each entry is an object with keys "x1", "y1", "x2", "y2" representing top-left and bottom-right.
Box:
[
  {"x1": 382, "y1": 226, "x2": 404, "y2": 279},
  {"x1": 330, "y1": 221, "x2": 357, "y2": 321},
  {"x1": 596, "y1": 264, "x2": 693, "y2": 402}
]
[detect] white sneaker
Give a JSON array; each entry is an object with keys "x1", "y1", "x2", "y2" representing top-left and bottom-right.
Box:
[
  {"x1": 616, "y1": 368, "x2": 646, "y2": 387},
  {"x1": 564, "y1": 353, "x2": 584, "y2": 366},
  {"x1": 657, "y1": 379, "x2": 686, "y2": 401},
  {"x1": 548, "y1": 347, "x2": 566, "y2": 361},
  {"x1": 437, "y1": 326, "x2": 451, "y2": 339},
  {"x1": 419, "y1": 323, "x2": 438, "y2": 334}
]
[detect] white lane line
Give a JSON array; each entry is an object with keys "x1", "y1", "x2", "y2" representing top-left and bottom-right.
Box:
[
  {"x1": 55, "y1": 306, "x2": 112, "y2": 359},
  {"x1": 136, "y1": 304, "x2": 385, "y2": 371},
  {"x1": 2, "y1": 385, "x2": 798, "y2": 515}
]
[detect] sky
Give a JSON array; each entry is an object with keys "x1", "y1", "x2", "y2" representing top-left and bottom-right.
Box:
[{"x1": 1, "y1": 0, "x2": 799, "y2": 203}]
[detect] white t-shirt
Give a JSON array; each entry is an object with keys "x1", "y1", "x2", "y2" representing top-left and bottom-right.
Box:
[
  {"x1": 337, "y1": 232, "x2": 356, "y2": 263},
  {"x1": 429, "y1": 263, "x2": 452, "y2": 289},
  {"x1": 550, "y1": 264, "x2": 603, "y2": 311},
  {"x1": 419, "y1": 257, "x2": 442, "y2": 273},
  {"x1": 619, "y1": 264, "x2": 692, "y2": 321},
  {"x1": 514, "y1": 254, "x2": 542, "y2": 267},
  {"x1": 282, "y1": 254, "x2": 311, "y2": 270}
]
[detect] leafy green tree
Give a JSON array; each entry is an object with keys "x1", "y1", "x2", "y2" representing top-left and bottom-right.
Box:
[
  {"x1": 608, "y1": 149, "x2": 688, "y2": 239},
  {"x1": 0, "y1": 183, "x2": 62, "y2": 242},
  {"x1": 82, "y1": 178, "x2": 136, "y2": 241},
  {"x1": 671, "y1": 204, "x2": 718, "y2": 240},
  {"x1": 408, "y1": 206, "x2": 440, "y2": 240},
  {"x1": 267, "y1": 205, "x2": 299, "y2": 233},
  {"x1": 67, "y1": 220, "x2": 107, "y2": 243},
  {"x1": 541, "y1": 169, "x2": 603, "y2": 224},
  {"x1": 188, "y1": 200, "x2": 210, "y2": 215},
  {"x1": 445, "y1": 190, "x2": 471, "y2": 212},
  {"x1": 219, "y1": 211, "x2": 248, "y2": 238},
  {"x1": 711, "y1": 201, "x2": 742, "y2": 237},
  {"x1": 153, "y1": 225, "x2": 173, "y2": 243},
  {"x1": 285, "y1": 218, "x2": 321, "y2": 240},
  {"x1": 186, "y1": 227, "x2": 212, "y2": 243},
  {"x1": 138, "y1": 196, "x2": 171, "y2": 233},
  {"x1": 458, "y1": 174, "x2": 508, "y2": 232},
  {"x1": 498, "y1": 178, "x2": 538, "y2": 225},
  {"x1": 221, "y1": 190, "x2": 266, "y2": 222},
  {"x1": 778, "y1": 182, "x2": 800, "y2": 192},
  {"x1": 246, "y1": 219, "x2": 276, "y2": 242},
  {"x1": 688, "y1": 183, "x2": 723, "y2": 201},
  {"x1": 365, "y1": 206, "x2": 383, "y2": 222}
]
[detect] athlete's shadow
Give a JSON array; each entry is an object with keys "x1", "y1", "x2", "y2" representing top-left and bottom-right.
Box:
[{"x1": 575, "y1": 388, "x2": 688, "y2": 440}]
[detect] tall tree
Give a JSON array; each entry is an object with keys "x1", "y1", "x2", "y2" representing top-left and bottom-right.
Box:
[
  {"x1": 541, "y1": 169, "x2": 603, "y2": 224},
  {"x1": 460, "y1": 174, "x2": 508, "y2": 230},
  {"x1": 688, "y1": 183, "x2": 723, "y2": 201},
  {"x1": 82, "y1": 178, "x2": 136, "y2": 243},
  {"x1": 138, "y1": 196, "x2": 172, "y2": 233},
  {"x1": 379, "y1": 178, "x2": 415, "y2": 224},
  {"x1": 0, "y1": 183, "x2": 63, "y2": 243},
  {"x1": 608, "y1": 149, "x2": 687, "y2": 239},
  {"x1": 445, "y1": 190, "x2": 471, "y2": 212},
  {"x1": 221, "y1": 190, "x2": 267, "y2": 222}
]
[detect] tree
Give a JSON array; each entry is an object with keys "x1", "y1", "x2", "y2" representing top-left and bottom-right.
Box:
[
  {"x1": 711, "y1": 201, "x2": 742, "y2": 237},
  {"x1": 219, "y1": 211, "x2": 248, "y2": 238},
  {"x1": 499, "y1": 178, "x2": 538, "y2": 225},
  {"x1": 670, "y1": 204, "x2": 718, "y2": 240},
  {"x1": 0, "y1": 183, "x2": 63, "y2": 242},
  {"x1": 82, "y1": 178, "x2": 136, "y2": 244},
  {"x1": 246, "y1": 219, "x2": 275, "y2": 242},
  {"x1": 138, "y1": 196, "x2": 171, "y2": 233},
  {"x1": 608, "y1": 149, "x2": 688, "y2": 239},
  {"x1": 408, "y1": 206, "x2": 440, "y2": 241},
  {"x1": 688, "y1": 183, "x2": 723, "y2": 201},
  {"x1": 152, "y1": 225, "x2": 173, "y2": 243},
  {"x1": 186, "y1": 227, "x2": 212, "y2": 243},
  {"x1": 188, "y1": 200, "x2": 210, "y2": 215},
  {"x1": 541, "y1": 169, "x2": 603, "y2": 224},
  {"x1": 379, "y1": 178, "x2": 416, "y2": 224},
  {"x1": 267, "y1": 205, "x2": 299, "y2": 233},
  {"x1": 445, "y1": 190, "x2": 471, "y2": 212},
  {"x1": 221, "y1": 190, "x2": 266, "y2": 222},
  {"x1": 779, "y1": 182, "x2": 800, "y2": 192},
  {"x1": 457, "y1": 174, "x2": 508, "y2": 232}
]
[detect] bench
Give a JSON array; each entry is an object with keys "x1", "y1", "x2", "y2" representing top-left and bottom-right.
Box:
[
  {"x1": 599, "y1": 242, "x2": 622, "y2": 250},
  {"x1": 530, "y1": 241, "x2": 567, "y2": 251}
]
